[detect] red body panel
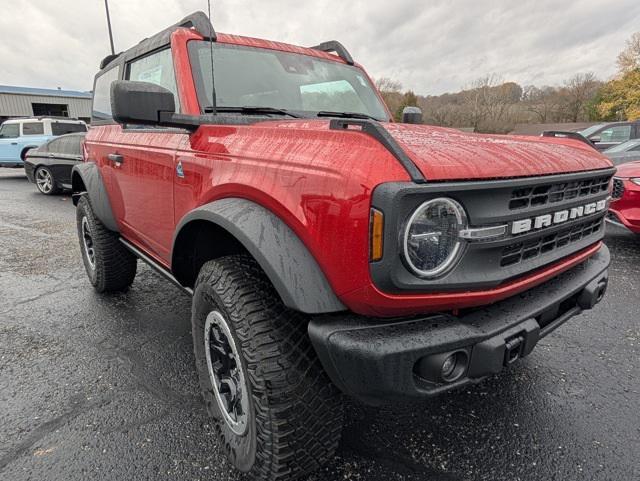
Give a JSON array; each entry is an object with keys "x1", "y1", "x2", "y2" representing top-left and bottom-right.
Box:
[
  {"x1": 85, "y1": 27, "x2": 613, "y2": 317},
  {"x1": 383, "y1": 123, "x2": 612, "y2": 180},
  {"x1": 610, "y1": 162, "x2": 640, "y2": 233}
]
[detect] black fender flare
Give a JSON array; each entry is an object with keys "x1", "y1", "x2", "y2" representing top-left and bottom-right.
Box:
[
  {"x1": 172, "y1": 198, "x2": 346, "y2": 314},
  {"x1": 71, "y1": 163, "x2": 119, "y2": 232}
]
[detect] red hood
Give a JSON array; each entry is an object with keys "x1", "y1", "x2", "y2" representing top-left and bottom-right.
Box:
[
  {"x1": 382, "y1": 123, "x2": 612, "y2": 180},
  {"x1": 614, "y1": 160, "x2": 640, "y2": 178},
  {"x1": 259, "y1": 120, "x2": 613, "y2": 181}
]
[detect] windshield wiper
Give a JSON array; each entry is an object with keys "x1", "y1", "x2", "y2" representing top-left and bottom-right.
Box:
[
  {"x1": 204, "y1": 106, "x2": 300, "y2": 118},
  {"x1": 316, "y1": 111, "x2": 381, "y2": 121}
]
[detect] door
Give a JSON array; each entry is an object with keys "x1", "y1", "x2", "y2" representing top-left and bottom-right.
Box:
[
  {"x1": 47, "y1": 135, "x2": 84, "y2": 187},
  {"x1": 99, "y1": 47, "x2": 185, "y2": 265},
  {"x1": 0, "y1": 123, "x2": 22, "y2": 162}
]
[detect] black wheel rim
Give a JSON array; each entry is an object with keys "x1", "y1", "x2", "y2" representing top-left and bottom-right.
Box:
[
  {"x1": 81, "y1": 216, "x2": 96, "y2": 270},
  {"x1": 204, "y1": 310, "x2": 249, "y2": 435}
]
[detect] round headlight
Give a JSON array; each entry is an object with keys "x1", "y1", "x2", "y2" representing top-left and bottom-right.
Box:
[{"x1": 403, "y1": 198, "x2": 467, "y2": 278}]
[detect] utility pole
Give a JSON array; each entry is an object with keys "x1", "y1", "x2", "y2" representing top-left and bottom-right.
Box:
[{"x1": 104, "y1": 0, "x2": 115, "y2": 55}]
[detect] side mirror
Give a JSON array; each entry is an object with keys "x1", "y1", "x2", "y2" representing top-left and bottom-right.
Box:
[
  {"x1": 590, "y1": 135, "x2": 601, "y2": 143},
  {"x1": 111, "y1": 80, "x2": 176, "y2": 126},
  {"x1": 402, "y1": 106, "x2": 423, "y2": 124}
]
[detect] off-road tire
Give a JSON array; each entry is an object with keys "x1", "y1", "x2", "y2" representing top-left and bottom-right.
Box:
[
  {"x1": 192, "y1": 254, "x2": 344, "y2": 480},
  {"x1": 76, "y1": 195, "x2": 137, "y2": 292}
]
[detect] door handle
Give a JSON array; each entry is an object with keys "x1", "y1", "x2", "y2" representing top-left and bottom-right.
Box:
[
  {"x1": 107, "y1": 153, "x2": 124, "y2": 163},
  {"x1": 11, "y1": 142, "x2": 18, "y2": 145},
  {"x1": 49, "y1": 153, "x2": 56, "y2": 158}
]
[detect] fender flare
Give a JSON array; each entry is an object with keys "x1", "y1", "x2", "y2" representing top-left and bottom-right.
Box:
[
  {"x1": 172, "y1": 198, "x2": 346, "y2": 314},
  {"x1": 71, "y1": 163, "x2": 119, "y2": 232}
]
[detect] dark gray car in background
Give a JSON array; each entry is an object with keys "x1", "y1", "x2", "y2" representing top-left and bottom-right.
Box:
[
  {"x1": 603, "y1": 139, "x2": 640, "y2": 166},
  {"x1": 23, "y1": 133, "x2": 85, "y2": 195},
  {"x1": 578, "y1": 120, "x2": 640, "y2": 151}
]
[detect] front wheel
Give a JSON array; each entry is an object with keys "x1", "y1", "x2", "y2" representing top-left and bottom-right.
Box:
[
  {"x1": 192, "y1": 254, "x2": 344, "y2": 480},
  {"x1": 35, "y1": 166, "x2": 59, "y2": 195}
]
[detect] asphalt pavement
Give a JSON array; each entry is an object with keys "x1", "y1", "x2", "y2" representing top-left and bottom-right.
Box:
[{"x1": 1, "y1": 168, "x2": 639, "y2": 481}]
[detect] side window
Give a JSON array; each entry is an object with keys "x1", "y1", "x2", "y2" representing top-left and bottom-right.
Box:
[
  {"x1": 47, "y1": 136, "x2": 80, "y2": 155},
  {"x1": 600, "y1": 125, "x2": 631, "y2": 143},
  {"x1": 22, "y1": 122, "x2": 45, "y2": 135},
  {"x1": 127, "y1": 48, "x2": 180, "y2": 111},
  {"x1": 92, "y1": 66, "x2": 120, "y2": 122},
  {"x1": 46, "y1": 138, "x2": 65, "y2": 153},
  {"x1": 631, "y1": 144, "x2": 640, "y2": 152},
  {"x1": 51, "y1": 122, "x2": 87, "y2": 135},
  {"x1": 65, "y1": 136, "x2": 84, "y2": 155},
  {"x1": 0, "y1": 123, "x2": 20, "y2": 138}
]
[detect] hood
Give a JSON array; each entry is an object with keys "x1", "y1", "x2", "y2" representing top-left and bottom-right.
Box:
[
  {"x1": 382, "y1": 123, "x2": 613, "y2": 181},
  {"x1": 614, "y1": 160, "x2": 640, "y2": 178},
  {"x1": 259, "y1": 120, "x2": 613, "y2": 181}
]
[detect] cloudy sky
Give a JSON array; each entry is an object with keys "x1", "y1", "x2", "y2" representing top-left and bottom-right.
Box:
[{"x1": 1, "y1": 0, "x2": 639, "y2": 95}]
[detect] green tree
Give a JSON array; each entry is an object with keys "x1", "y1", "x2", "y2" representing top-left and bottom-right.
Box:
[
  {"x1": 594, "y1": 69, "x2": 640, "y2": 121},
  {"x1": 395, "y1": 90, "x2": 418, "y2": 121}
]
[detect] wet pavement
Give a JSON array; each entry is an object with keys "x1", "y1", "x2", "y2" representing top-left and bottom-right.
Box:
[{"x1": 1, "y1": 168, "x2": 639, "y2": 481}]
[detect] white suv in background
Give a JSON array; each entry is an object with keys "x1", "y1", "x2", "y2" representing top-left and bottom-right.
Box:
[{"x1": 0, "y1": 117, "x2": 87, "y2": 167}]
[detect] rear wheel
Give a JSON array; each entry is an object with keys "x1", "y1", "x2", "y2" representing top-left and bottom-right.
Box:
[
  {"x1": 192, "y1": 254, "x2": 344, "y2": 480},
  {"x1": 76, "y1": 196, "x2": 137, "y2": 292},
  {"x1": 35, "y1": 166, "x2": 59, "y2": 195}
]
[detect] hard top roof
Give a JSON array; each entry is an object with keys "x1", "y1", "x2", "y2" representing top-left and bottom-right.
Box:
[{"x1": 99, "y1": 11, "x2": 354, "y2": 72}]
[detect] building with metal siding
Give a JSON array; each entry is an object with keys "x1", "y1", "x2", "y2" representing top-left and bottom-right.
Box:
[{"x1": 0, "y1": 85, "x2": 92, "y2": 124}]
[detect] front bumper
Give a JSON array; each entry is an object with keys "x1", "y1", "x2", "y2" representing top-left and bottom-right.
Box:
[
  {"x1": 608, "y1": 179, "x2": 640, "y2": 233},
  {"x1": 309, "y1": 245, "x2": 609, "y2": 405}
]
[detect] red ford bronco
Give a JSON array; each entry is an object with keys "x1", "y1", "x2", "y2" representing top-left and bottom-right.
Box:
[{"x1": 73, "y1": 12, "x2": 614, "y2": 480}]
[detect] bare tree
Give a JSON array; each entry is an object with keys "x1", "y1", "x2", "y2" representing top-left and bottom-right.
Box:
[
  {"x1": 374, "y1": 77, "x2": 403, "y2": 117},
  {"x1": 560, "y1": 73, "x2": 601, "y2": 122},
  {"x1": 617, "y1": 32, "x2": 640, "y2": 73},
  {"x1": 460, "y1": 76, "x2": 522, "y2": 132},
  {"x1": 523, "y1": 85, "x2": 561, "y2": 123},
  {"x1": 374, "y1": 77, "x2": 402, "y2": 93}
]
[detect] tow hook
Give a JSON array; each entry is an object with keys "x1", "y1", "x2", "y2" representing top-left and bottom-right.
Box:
[{"x1": 504, "y1": 335, "x2": 525, "y2": 365}]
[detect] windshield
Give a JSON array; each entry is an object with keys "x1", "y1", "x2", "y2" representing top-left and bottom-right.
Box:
[
  {"x1": 188, "y1": 41, "x2": 389, "y2": 121},
  {"x1": 578, "y1": 124, "x2": 605, "y2": 138},
  {"x1": 604, "y1": 140, "x2": 640, "y2": 153}
]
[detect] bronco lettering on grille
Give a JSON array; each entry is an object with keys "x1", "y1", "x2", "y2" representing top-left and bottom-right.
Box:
[{"x1": 511, "y1": 199, "x2": 607, "y2": 235}]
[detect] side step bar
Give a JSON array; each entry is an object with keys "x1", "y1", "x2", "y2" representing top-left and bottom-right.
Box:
[{"x1": 120, "y1": 238, "x2": 193, "y2": 296}]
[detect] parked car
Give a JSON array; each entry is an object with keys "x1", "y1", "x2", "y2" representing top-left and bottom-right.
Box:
[
  {"x1": 603, "y1": 139, "x2": 640, "y2": 166},
  {"x1": 578, "y1": 120, "x2": 640, "y2": 151},
  {"x1": 608, "y1": 161, "x2": 640, "y2": 233},
  {"x1": 0, "y1": 117, "x2": 87, "y2": 167},
  {"x1": 23, "y1": 133, "x2": 85, "y2": 194},
  {"x1": 72, "y1": 12, "x2": 613, "y2": 481}
]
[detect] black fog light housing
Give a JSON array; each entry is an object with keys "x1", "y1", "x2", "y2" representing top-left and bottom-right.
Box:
[{"x1": 414, "y1": 350, "x2": 469, "y2": 384}]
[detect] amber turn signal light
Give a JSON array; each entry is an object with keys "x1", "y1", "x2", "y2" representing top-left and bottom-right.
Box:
[{"x1": 370, "y1": 208, "x2": 384, "y2": 261}]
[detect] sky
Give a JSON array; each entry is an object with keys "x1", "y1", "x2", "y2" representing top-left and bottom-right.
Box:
[{"x1": 1, "y1": 0, "x2": 639, "y2": 96}]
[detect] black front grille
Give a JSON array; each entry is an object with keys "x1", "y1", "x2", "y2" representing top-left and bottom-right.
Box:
[
  {"x1": 612, "y1": 178, "x2": 625, "y2": 199},
  {"x1": 509, "y1": 175, "x2": 610, "y2": 210},
  {"x1": 501, "y1": 216, "x2": 604, "y2": 267}
]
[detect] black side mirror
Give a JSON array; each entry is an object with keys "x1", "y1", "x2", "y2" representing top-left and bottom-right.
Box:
[
  {"x1": 111, "y1": 80, "x2": 176, "y2": 126},
  {"x1": 402, "y1": 106, "x2": 423, "y2": 124}
]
